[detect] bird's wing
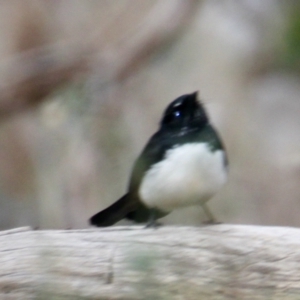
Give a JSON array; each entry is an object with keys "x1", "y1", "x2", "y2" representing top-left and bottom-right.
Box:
[{"x1": 128, "y1": 130, "x2": 168, "y2": 194}]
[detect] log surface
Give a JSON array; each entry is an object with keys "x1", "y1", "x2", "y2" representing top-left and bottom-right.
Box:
[{"x1": 0, "y1": 225, "x2": 300, "y2": 299}]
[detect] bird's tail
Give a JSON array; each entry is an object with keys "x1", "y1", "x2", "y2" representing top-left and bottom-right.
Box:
[{"x1": 89, "y1": 194, "x2": 135, "y2": 227}]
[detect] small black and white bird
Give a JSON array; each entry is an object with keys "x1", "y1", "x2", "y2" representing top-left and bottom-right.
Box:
[{"x1": 90, "y1": 92, "x2": 227, "y2": 227}]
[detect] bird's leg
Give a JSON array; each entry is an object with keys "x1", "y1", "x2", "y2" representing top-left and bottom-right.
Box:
[
  {"x1": 145, "y1": 209, "x2": 162, "y2": 228},
  {"x1": 201, "y1": 203, "x2": 220, "y2": 224}
]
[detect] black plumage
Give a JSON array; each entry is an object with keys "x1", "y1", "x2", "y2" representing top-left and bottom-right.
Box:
[{"x1": 90, "y1": 92, "x2": 227, "y2": 227}]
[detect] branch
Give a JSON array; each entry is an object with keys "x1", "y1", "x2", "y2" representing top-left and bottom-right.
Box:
[{"x1": 0, "y1": 225, "x2": 299, "y2": 299}]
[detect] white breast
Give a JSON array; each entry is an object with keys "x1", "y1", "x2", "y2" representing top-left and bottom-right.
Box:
[{"x1": 139, "y1": 143, "x2": 227, "y2": 212}]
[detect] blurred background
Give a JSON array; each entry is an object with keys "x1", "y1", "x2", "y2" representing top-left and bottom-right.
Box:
[{"x1": 0, "y1": 0, "x2": 299, "y2": 229}]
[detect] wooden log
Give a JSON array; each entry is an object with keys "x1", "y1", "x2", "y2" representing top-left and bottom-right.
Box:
[{"x1": 0, "y1": 225, "x2": 300, "y2": 299}]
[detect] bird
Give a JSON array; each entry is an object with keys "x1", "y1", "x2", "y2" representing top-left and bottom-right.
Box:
[{"x1": 90, "y1": 92, "x2": 227, "y2": 227}]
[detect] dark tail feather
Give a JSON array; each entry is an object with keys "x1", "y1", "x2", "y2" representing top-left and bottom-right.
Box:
[{"x1": 89, "y1": 194, "x2": 135, "y2": 227}]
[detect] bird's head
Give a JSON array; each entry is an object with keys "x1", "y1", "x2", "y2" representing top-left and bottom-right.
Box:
[{"x1": 160, "y1": 92, "x2": 208, "y2": 131}]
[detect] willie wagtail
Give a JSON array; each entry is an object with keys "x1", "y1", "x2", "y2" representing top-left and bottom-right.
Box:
[{"x1": 90, "y1": 92, "x2": 227, "y2": 227}]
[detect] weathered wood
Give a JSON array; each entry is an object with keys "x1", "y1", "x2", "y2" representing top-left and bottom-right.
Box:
[{"x1": 0, "y1": 225, "x2": 300, "y2": 299}]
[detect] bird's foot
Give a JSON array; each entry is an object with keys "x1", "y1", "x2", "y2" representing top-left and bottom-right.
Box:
[
  {"x1": 144, "y1": 209, "x2": 163, "y2": 229},
  {"x1": 145, "y1": 220, "x2": 163, "y2": 229}
]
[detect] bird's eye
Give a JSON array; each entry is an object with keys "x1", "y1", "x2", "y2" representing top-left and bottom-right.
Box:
[
  {"x1": 173, "y1": 111, "x2": 181, "y2": 118},
  {"x1": 169, "y1": 109, "x2": 182, "y2": 122},
  {"x1": 162, "y1": 109, "x2": 182, "y2": 125}
]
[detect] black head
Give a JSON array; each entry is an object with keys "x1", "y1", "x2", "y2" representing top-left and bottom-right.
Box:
[{"x1": 160, "y1": 92, "x2": 208, "y2": 130}]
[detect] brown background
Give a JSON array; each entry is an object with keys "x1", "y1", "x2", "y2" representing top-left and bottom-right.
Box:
[{"x1": 0, "y1": 0, "x2": 299, "y2": 229}]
